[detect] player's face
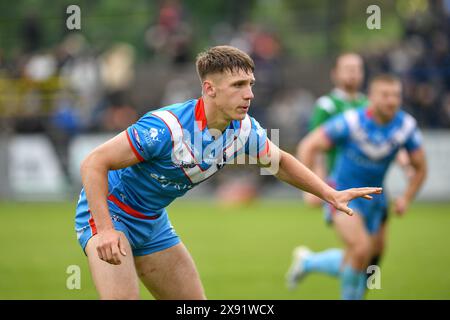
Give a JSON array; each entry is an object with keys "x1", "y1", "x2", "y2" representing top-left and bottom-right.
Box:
[
  {"x1": 333, "y1": 55, "x2": 364, "y2": 92},
  {"x1": 369, "y1": 81, "x2": 402, "y2": 122},
  {"x1": 210, "y1": 69, "x2": 255, "y2": 121}
]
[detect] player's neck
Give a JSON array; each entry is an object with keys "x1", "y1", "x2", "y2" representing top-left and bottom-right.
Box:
[
  {"x1": 203, "y1": 98, "x2": 231, "y2": 135},
  {"x1": 368, "y1": 106, "x2": 390, "y2": 125}
]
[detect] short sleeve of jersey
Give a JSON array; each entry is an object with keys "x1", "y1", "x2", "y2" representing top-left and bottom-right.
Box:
[
  {"x1": 126, "y1": 113, "x2": 171, "y2": 162},
  {"x1": 404, "y1": 125, "x2": 423, "y2": 153},
  {"x1": 245, "y1": 117, "x2": 269, "y2": 159},
  {"x1": 309, "y1": 96, "x2": 335, "y2": 130},
  {"x1": 322, "y1": 113, "x2": 350, "y2": 146}
]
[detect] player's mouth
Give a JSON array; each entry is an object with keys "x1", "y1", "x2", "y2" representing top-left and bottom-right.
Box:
[{"x1": 237, "y1": 105, "x2": 249, "y2": 112}]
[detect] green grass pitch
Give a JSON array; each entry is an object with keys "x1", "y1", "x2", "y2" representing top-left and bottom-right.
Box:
[{"x1": 0, "y1": 200, "x2": 449, "y2": 299}]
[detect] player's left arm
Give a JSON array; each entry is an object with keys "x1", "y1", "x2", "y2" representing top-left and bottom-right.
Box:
[
  {"x1": 257, "y1": 139, "x2": 382, "y2": 216},
  {"x1": 394, "y1": 147, "x2": 427, "y2": 216}
]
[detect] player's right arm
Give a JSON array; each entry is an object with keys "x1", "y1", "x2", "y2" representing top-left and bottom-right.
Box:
[
  {"x1": 80, "y1": 131, "x2": 141, "y2": 265},
  {"x1": 299, "y1": 112, "x2": 349, "y2": 185},
  {"x1": 298, "y1": 127, "x2": 333, "y2": 175}
]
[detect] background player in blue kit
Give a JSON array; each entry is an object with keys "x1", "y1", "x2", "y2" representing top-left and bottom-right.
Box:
[
  {"x1": 303, "y1": 53, "x2": 414, "y2": 286},
  {"x1": 286, "y1": 75, "x2": 427, "y2": 300},
  {"x1": 75, "y1": 45, "x2": 382, "y2": 300},
  {"x1": 304, "y1": 52, "x2": 368, "y2": 208}
]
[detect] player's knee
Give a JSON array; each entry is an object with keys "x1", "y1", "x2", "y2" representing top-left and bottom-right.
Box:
[{"x1": 137, "y1": 266, "x2": 156, "y2": 280}]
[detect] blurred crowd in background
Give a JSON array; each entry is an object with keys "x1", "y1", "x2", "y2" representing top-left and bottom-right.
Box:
[{"x1": 0, "y1": 0, "x2": 449, "y2": 191}]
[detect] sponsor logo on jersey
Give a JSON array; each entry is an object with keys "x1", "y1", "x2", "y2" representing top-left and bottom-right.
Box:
[
  {"x1": 150, "y1": 173, "x2": 193, "y2": 190},
  {"x1": 149, "y1": 128, "x2": 164, "y2": 141},
  {"x1": 144, "y1": 127, "x2": 164, "y2": 146},
  {"x1": 173, "y1": 160, "x2": 197, "y2": 169},
  {"x1": 149, "y1": 128, "x2": 159, "y2": 140},
  {"x1": 111, "y1": 215, "x2": 122, "y2": 222}
]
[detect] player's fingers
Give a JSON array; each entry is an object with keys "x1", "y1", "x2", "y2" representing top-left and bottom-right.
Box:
[
  {"x1": 104, "y1": 245, "x2": 114, "y2": 264},
  {"x1": 344, "y1": 207, "x2": 353, "y2": 216},
  {"x1": 111, "y1": 247, "x2": 122, "y2": 265},
  {"x1": 118, "y1": 236, "x2": 127, "y2": 257},
  {"x1": 109, "y1": 246, "x2": 121, "y2": 265},
  {"x1": 362, "y1": 195, "x2": 372, "y2": 200},
  {"x1": 361, "y1": 187, "x2": 382, "y2": 194},
  {"x1": 337, "y1": 205, "x2": 353, "y2": 216},
  {"x1": 353, "y1": 187, "x2": 382, "y2": 198},
  {"x1": 371, "y1": 187, "x2": 383, "y2": 193},
  {"x1": 96, "y1": 247, "x2": 104, "y2": 261}
]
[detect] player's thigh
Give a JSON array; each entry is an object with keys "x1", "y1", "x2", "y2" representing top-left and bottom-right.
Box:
[
  {"x1": 371, "y1": 222, "x2": 388, "y2": 257},
  {"x1": 332, "y1": 212, "x2": 371, "y2": 252},
  {"x1": 85, "y1": 232, "x2": 140, "y2": 300},
  {"x1": 134, "y1": 242, "x2": 206, "y2": 300}
]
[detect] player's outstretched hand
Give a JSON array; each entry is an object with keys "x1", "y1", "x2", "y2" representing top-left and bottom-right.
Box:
[
  {"x1": 96, "y1": 229, "x2": 127, "y2": 265},
  {"x1": 328, "y1": 187, "x2": 383, "y2": 216}
]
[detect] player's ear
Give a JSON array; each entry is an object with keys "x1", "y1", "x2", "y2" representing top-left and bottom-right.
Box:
[{"x1": 203, "y1": 80, "x2": 216, "y2": 98}]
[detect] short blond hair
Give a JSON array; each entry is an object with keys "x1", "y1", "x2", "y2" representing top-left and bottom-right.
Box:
[
  {"x1": 333, "y1": 52, "x2": 363, "y2": 69},
  {"x1": 369, "y1": 74, "x2": 401, "y2": 92},
  {"x1": 195, "y1": 45, "x2": 255, "y2": 81}
]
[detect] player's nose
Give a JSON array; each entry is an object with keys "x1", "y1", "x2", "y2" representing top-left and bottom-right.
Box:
[{"x1": 244, "y1": 87, "x2": 254, "y2": 100}]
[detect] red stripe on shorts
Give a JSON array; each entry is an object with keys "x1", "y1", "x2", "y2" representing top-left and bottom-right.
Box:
[
  {"x1": 88, "y1": 211, "x2": 97, "y2": 235},
  {"x1": 107, "y1": 194, "x2": 160, "y2": 220}
]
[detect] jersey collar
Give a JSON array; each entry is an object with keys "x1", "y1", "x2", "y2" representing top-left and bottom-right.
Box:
[{"x1": 195, "y1": 97, "x2": 207, "y2": 131}]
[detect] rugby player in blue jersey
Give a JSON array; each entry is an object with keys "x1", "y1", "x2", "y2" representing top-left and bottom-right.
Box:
[
  {"x1": 75, "y1": 45, "x2": 381, "y2": 299},
  {"x1": 286, "y1": 75, "x2": 427, "y2": 299}
]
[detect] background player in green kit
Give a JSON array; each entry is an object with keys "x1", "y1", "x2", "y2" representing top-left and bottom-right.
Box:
[{"x1": 305, "y1": 52, "x2": 367, "y2": 207}]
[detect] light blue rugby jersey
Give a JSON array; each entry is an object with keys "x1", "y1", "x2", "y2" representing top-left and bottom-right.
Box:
[
  {"x1": 107, "y1": 98, "x2": 269, "y2": 215},
  {"x1": 323, "y1": 106, "x2": 422, "y2": 191}
]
